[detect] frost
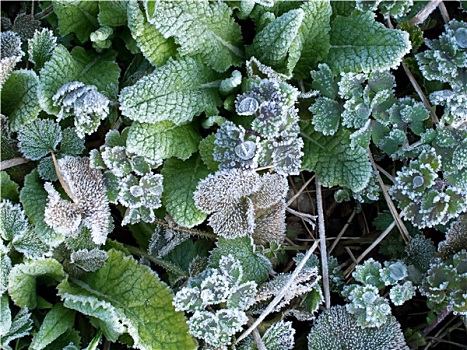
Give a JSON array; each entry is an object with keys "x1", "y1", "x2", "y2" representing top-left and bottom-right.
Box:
[
  {"x1": 17, "y1": 118, "x2": 62, "y2": 161},
  {"x1": 27, "y1": 28, "x2": 57, "y2": 71},
  {"x1": 0, "y1": 31, "x2": 24, "y2": 88}
]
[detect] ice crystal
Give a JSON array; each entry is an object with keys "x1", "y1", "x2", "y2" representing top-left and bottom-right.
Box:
[
  {"x1": 0, "y1": 31, "x2": 24, "y2": 88},
  {"x1": 27, "y1": 28, "x2": 57, "y2": 71},
  {"x1": 44, "y1": 156, "x2": 111, "y2": 245}
]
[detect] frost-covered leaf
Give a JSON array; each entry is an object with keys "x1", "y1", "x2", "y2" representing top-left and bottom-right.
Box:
[
  {"x1": 438, "y1": 214, "x2": 467, "y2": 258},
  {"x1": 28, "y1": 28, "x2": 57, "y2": 71},
  {"x1": 8, "y1": 258, "x2": 65, "y2": 308},
  {"x1": 0, "y1": 200, "x2": 28, "y2": 241},
  {"x1": 1, "y1": 69, "x2": 41, "y2": 132},
  {"x1": 17, "y1": 118, "x2": 62, "y2": 160},
  {"x1": 127, "y1": 0, "x2": 176, "y2": 67},
  {"x1": 52, "y1": 1, "x2": 99, "y2": 43},
  {"x1": 61, "y1": 127, "x2": 86, "y2": 156},
  {"x1": 262, "y1": 321, "x2": 295, "y2": 350},
  {"x1": 324, "y1": 12, "x2": 411, "y2": 73},
  {"x1": 0, "y1": 307, "x2": 33, "y2": 350},
  {"x1": 0, "y1": 31, "x2": 24, "y2": 88},
  {"x1": 247, "y1": 9, "x2": 304, "y2": 73},
  {"x1": 162, "y1": 155, "x2": 210, "y2": 228},
  {"x1": 127, "y1": 121, "x2": 200, "y2": 161},
  {"x1": 1, "y1": 252, "x2": 11, "y2": 294},
  {"x1": 98, "y1": 1, "x2": 128, "y2": 27},
  {"x1": 0, "y1": 293, "x2": 11, "y2": 336},
  {"x1": 58, "y1": 249, "x2": 196, "y2": 350},
  {"x1": 13, "y1": 226, "x2": 49, "y2": 259},
  {"x1": 199, "y1": 134, "x2": 220, "y2": 172},
  {"x1": 389, "y1": 281, "x2": 416, "y2": 306},
  {"x1": 310, "y1": 97, "x2": 342, "y2": 136},
  {"x1": 30, "y1": 303, "x2": 75, "y2": 350},
  {"x1": 289, "y1": 1, "x2": 331, "y2": 78},
  {"x1": 20, "y1": 170, "x2": 64, "y2": 247},
  {"x1": 145, "y1": 0, "x2": 243, "y2": 72},
  {"x1": 39, "y1": 45, "x2": 120, "y2": 115},
  {"x1": 0, "y1": 172, "x2": 19, "y2": 202},
  {"x1": 302, "y1": 125, "x2": 372, "y2": 192},
  {"x1": 70, "y1": 249, "x2": 108, "y2": 272},
  {"x1": 119, "y1": 56, "x2": 222, "y2": 124}
]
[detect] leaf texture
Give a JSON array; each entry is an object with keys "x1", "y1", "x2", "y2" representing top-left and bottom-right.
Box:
[{"x1": 52, "y1": 1, "x2": 99, "y2": 43}]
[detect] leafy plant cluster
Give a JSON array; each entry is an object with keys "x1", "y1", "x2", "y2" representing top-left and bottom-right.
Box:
[{"x1": 1, "y1": 1, "x2": 467, "y2": 349}]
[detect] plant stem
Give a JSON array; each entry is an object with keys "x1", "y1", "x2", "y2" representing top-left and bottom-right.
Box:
[
  {"x1": 316, "y1": 177, "x2": 331, "y2": 309},
  {"x1": 422, "y1": 307, "x2": 452, "y2": 337},
  {"x1": 0, "y1": 157, "x2": 30, "y2": 171},
  {"x1": 407, "y1": 0, "x2": 443, "y2": 26}
]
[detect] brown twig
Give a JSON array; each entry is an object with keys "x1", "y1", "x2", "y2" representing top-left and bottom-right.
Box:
[
  {"x1": 407, "y1": 0, "x2": 443, "y2": 26},
  {"x1": 0, "y1": 157, "x2": 30, "y2": 171}
]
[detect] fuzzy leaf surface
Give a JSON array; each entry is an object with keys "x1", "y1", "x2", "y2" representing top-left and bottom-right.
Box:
[
  {"x1": 17, "y1": 119, "x2": 62, "y2": 161},
  {"x1": 127, "y1": 121, "x2": 200, "y2": 161},
  {"x1": 144, "y1": 0, "x2": 243, "y2": 72},
  {"x1": 58, "y1": 249, "x2": 196, "y2": 350}
]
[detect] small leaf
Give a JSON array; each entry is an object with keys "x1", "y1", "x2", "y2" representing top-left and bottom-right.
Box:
[
  {"x1": 13, "y1": 227, "x2": 50, "y2": 259},
  {"x1": 0, "y1": 200, "x2": 28, "y2": 241},
  {"x1": 17, "y1": 119, "x2": 62, "y2": 160},
  {"x1": 30, "y1": 303, "x2": 75, "y2": 350},
  {"x1": 61, "y1": 127, "x2": 86, "y2": 156},
  {"x1": 8, "y1": 258, "x2": 65, "y2": 308},
  {"x1": 198, "y1": 134, "x2": 220, "y2": 172},
  {"x1": 310, "y1": 97, "x2": 342, "y2": 136},
  {"x1": 0, "y1": 171, "x2": 19, "y2": 202},
  {"x1": 324, "y1": 12, "x2": 411, "y2": 73},
  {"x1": 1, "y1": 69, "x2": 41, "y2": 132},
  {"x1": 53, "y1": 1, "x2": 99, "y2": 43},
  {"x1": 127, "y1": 121, "x2": 201, "y2": 161},
  {"x1": 58, "y1": 249, "x2": 196, "y2": 350},
  {"x1": 27, "y1": 28, "x2": 57, "y2": 71},
  {"x1": 119, "y1": 56, "x2": 222, "y2": 125},
  {"x1": 162, "y1": 155, "x2": 210, "y2": 228}
]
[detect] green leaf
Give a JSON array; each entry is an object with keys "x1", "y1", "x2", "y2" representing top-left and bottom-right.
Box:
[
  {"x1": 0, "y1": 307, "x2": 33, "y2": 349},
  {"x1": 20, "y1": 170, "x2": 64, "y2": 247},
  {"x1": 0, "y1": 171, "x2": 19, "y2": 202},
  {"x1": 289, "y1": 1, "x2": 332, "y2": 78},
  {"x1": 324, "y1": 12, "x2": 411, "y2": 73},
  {"x1": 30, "y1": 303, "x2": 75, "y2": 350},
  {"x1": 199, "y1": 133, "x2": 220, "y2": 172},
  {"x1": 310, "y1": 97, "x2": 342, "y2": 136},
  {"x1": 39, "y1": 45, "x2": 120, "y2": 115},
  {"x1": 301, "y1": 125, "x2": 372, "y2": 192},
  {"x1": 13, "y1": 227, "x2": 50, "y2": 259},
  {"x1": 98, "y1": 1, "x2": 128, "y2": 27},
  {"x1": 52, "y1": 0, "x2": 99, "y2": 43},
  {"x1": 0, "y1": 200, "x2": 28, "y2": 241},
  {"x1": 119, "y1": 56, "x2": 222, "y2": 125},
  {"x1": 1, "y1": 69, "x2": 41, "y2": 132},
  {"x1": 247, "y1": 9, "x2": 304, "y2": 73},
  {"x1": 127, "y1": 1, "x2": 176, "y2": 67},
  {"x1": 58, "y1": 249, "x2": 196, "y2": 350},
  {"x1": 0, "y1": 293, "x2": 11, "y2": 336},
  {"x1": 145, "y1": 0, "x2": 244, "y2": 72},
  {"x1": 127, "y1": 121, "x2": 201, "y2": 161},
  {"x1": 17, "y1": 118, "x2": 62, "y2": 161},
  {"x1": 161, "y1": 155, "x2": 210, "y2": 228},
  {"x1": 28, "y1": 28, "x2": 57, "y2": 72},
  {"x1": 8, "y1": 258, "x2": 65, "y2": 308},
  {"x1": 209, "y1": 236, "x2": 271, "y2": 284},
  {"x1": 60, "y1": 127, "x2": 86, "y2": 156}
]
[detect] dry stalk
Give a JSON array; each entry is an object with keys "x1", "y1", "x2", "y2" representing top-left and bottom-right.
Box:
[
  {"x1": 252, "y1": 328, "x2": 267, "y2": 350},
  {"x1": 0, "y1": 157, "x2": 30, "y2": 171},
  {"x1": 329, "y1": 209, "x2": 356, "y2": 255},
  {"x1": 407, "y1": 0, "x2": 443, "y2": 26}
]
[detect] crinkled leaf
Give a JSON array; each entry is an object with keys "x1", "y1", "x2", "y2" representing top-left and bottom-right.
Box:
[
  {"x1": 127, "y1": 121, "x2": 200, "y2": 161},
  {"x1": 1, "y1": 69, "x2": 41, "y2": 132},
  {"x1": 0, "y1": 307, "x2": 33, "y2": 349},
  {"x1": 61, "y1": 127, "x2": 86, "y2": 156},
  {"x1": 289, "y1": 1, "x2": 331, "y2": 78},
  {"x1": 39, "y1": 45, "x2": 120, "y2": 115},
  {"x1": 0, "y1": 200, "x2": 28, "y2": 241},
  {"x1": 162, "y1": 155, "x2": 210, "y2": 228},
  {"x1": 1, "y1": 253, "x2": 12, "y2": 295},
  {"x1": 98, "y1": 1, "x2": 128, "y2": 27},
  {"x1": 58, "y1": 249, "x2": 196, "y2": 350},
  {"x1": 0, "y1": 172, "x2": 19, "y2": 202},
  {"x1": 247, "y1": 9, "x2": 304, "y2": 73},
  {"x1": 30, "y1": 303, "x2": 75, "y2": 350},
  {"x1": 52, "y1": 1, "x2": 99, "y2": 43},
  {"x1": 8, "y1": 258, "x2": 65, "y2": 308},
  {"x1": 324, "y1": 12, "x2": 411, "y2": 73},
  {"x1": 199, "y1": 133, "x2": 220, "y2": 172},
  {"x1": 127, "y1": 1, "x2": 176, "y2": 67},
  {"x1": 119, "y1": 56, "x2": 222, "y2": 124},
  {"x1": 13, "y1": 227, "x2": 49, "y2": 259},
  {"x1": 20, "y1": 170, "x2": 64, "y2": 247},
  {"x1": 301, "y1": 125, "x2": 372, "y2": 192},
  {"x1": 145, "y1": 0, "x2": 243, "y2": 72},
  {"x1": 17, "y1": 118, "x2": 62, "y2": 161},
  {"x1": 28, "y1": 28, "x2": 57, "y2": 71},
  {"x1": 310, "y1": 97, "x2": 342, "y2": 136},
  {"x1": 0, "y1": 293, "x2": 11, "y2": 336}
]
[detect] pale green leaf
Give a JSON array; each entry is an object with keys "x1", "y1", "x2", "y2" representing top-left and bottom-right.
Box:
[
  {"x1": 17, "y1": 118, "x2": 62, "y2": 161},
  {"x1": 119, "y1": 56, "x2": 222, "y2": 125},
  {"x1": 98, "y1": 0, "x2": 128, "y2": 27},
  {"x1": 301, "y1": 125, "x2": 372, "y2": 192},
  {"x1": 324, "y1": 12, "x2": 411, "y2": 73},
  {"x1": 289, "y1": 0, "x2": 332, "y2": 78},
  {"x1": 8, "y1": 258, "x2": 65, "y2": 308},
  {"x1": 1, "y1": 253, "x2": 12, "y2": 295},
  {"x1": 145, "y1": 0, "x2": 244, "y2": 72},
  {"x1": 1, "y1": 69, "x2": 41, "y2": 132},
  {"x1": 13, "y1": 227, "x2": 50, "y2": 259},
  {"x1": 161, "y1": 155, "x2": 210, "y2": 228},
  {"x1": 61, "y1": 127, "x2": 86, "y2": 156},
  {"x1": 127, "y1": 0, "x2": 176, "y2": 67},
  {"x1": 58, "y1": 249, "x2": 196, "y2": 350},
  {"x1": 0, "y1": 200, "x2": 28, "y2": 241},
  {"x1": 127, "y1": 121, "x2": 200, "y2": 161},
  {"x1": 30, "y1": 303, "x2": 76, "y2": 350},
  {"x1": 0, "y1": 172, "x2": 19, "y2": 202},
  {"x1": 53, "y1": 1, "x2": 99, "y2": 43},
  {"x1": 247, "y1": 9, "x2": 304, "y2": 73},
  {"x1": 310, "y1": 97, "x2": 342, "y2": 136},
  {"x1": 39, "y1": 45, "x2": 120, "y2": 115},
  {"x1": 199, "y1": 133, "x2": 220, "y2": 172},
  {"x1": 0, "y1": 307, "x2": 33, "y2": 349},
  {"x1": 28, "y1": 28, "x2": 57, "y2": 71},
  {"x1": 0, "y1": 294, "x2": 11, "y2": 336},
  {"x1": 20, "y1": 170, "x2": 64, "y2": 247}
]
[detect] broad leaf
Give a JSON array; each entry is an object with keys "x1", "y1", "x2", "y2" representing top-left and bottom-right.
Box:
[
  {"x1": 324, "y1": 12, "x2": 411, "y2": 73},
  {"x1": 8, "y1": 258, "x2": 65, "y2": 309},
  {"x1": 17, "y1": 119, "x2": 62, "y2": 161},
  {"x1": 53, "y1": 1, "x2": 99, "y2": 43},
  {"x1": 0, "y1": 172, "x2": 19, "y2": 202},
  {"x1": 119, "y1": 56, "x2": 222, "y2": 125},
  {"x1": 58, "y1": 249, "x2": 196, "y2": 350},
  {"x1": 28, "y1": 28, "x2": 57, "y2": 72},
  {"x1": 30, "y1": 303, "x2": 75, "y2": 350},
  {"x1": 161, "y1": 155, "x2": 210, "y2": 228},
  {"x1": 127, "y1": 121, "x2": 201, "y2": 161},
  {"x1": 144, "y1": 0, "x2": 243, "y2": 72},
  {"x1": 1, "y1": 69, "x2": 41, "y2": 132},
  {"x1": 301, "y1": 125, "x2": 372, "y2": 192},
  {"x1": 98, "y1": 1, "x2": 128, "y2": 27}
]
